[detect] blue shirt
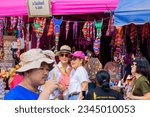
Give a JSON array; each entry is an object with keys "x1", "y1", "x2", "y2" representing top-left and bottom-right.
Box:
[{"x1": 4, "y1": 85, "x2": 39, "y2": 100}]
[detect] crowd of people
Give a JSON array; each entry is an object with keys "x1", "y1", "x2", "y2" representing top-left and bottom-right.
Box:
[{"x1": 1, "y1": 45, "x2": 150, "y2": 100}]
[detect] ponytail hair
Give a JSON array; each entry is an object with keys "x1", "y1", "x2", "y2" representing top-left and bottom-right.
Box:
[{"x1": 96, "y1": 70, "x2": 110, "y2": 91}]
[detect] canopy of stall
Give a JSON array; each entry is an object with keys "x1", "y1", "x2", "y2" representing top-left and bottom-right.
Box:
[
  {"x1": 0, "y1": 0, "x2": 119, "y2": 16},
  {"x1": 114, "y1": 0, "x2": 150, "y2": 26}
]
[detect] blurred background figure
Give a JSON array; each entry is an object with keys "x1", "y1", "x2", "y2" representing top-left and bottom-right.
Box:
[
  {"x1": 127, "y1": 57, "x2": 150, "y2": 100},
  {"x1": 84, "y1": 50, "x2": 102, "y2": 91},
  {"x1": 84, "y1": 70, "x2": 124, "y2": 100}
]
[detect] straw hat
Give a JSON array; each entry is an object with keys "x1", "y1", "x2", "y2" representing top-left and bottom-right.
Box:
[
  {"x1": 17, "y1": 49, "x2": 54, "y2": 72},
  {"x1": 59, "y1": 45, "x2": 71, "y2": 53}
]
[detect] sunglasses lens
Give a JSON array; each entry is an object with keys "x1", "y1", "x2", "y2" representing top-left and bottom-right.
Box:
[{"x1": 60, "y1": 54, "x2": 69, "y2": 57}]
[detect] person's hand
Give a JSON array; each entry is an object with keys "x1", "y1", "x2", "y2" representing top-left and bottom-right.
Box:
[
  {"x1": 112, "y1": 86, "x2": 121, "y2": 92},
  {"x1": 127, "y1": 92, "x2": 134, "y2": 100},
  {"x1": 44, "y1": 79, "x2": 58, "y2": 94},
  {"x1": 58, "y1": 84, "x2": 66, "y2": 93}
]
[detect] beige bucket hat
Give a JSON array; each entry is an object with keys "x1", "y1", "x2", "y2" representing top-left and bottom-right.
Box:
[{"x1": 17, "y1": 49, "x2": 54, "y2": 72}]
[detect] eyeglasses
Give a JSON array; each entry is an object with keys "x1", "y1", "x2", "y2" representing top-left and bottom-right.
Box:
[{"x1": 59, "y1": 53, "x2": 69, "y2": 58}]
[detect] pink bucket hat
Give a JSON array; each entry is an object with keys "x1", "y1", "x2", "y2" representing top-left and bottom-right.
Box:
[{"x1": 70, "y1": 51, "x2": 85, "y2": 60}]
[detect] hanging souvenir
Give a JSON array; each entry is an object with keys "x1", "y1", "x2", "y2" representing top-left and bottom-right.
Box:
[
  {"x1": 47, "y1": 19, "x2": 54, "y2": 36},
  {"x1": 25, "y1": 24, "x2": 30, "y2": 51},
  {"x1": 93, "y1": 37, "x2": 101, "y2": 55},
  {"x1": 93, "y1": 19, "x2": 103, "y2": 55},
  {"x1": 0, "y1": 18, "x2": 3, "y2": 46},
  {"x1": 53, "y1": 17, "x2": 63, "y2": 51},
  {"x1": 10, "y1": 17, "x2": 17, "y2": 30},
  {"x1": 142, "y1": 23, "x2": 149, "y2": 43},
  {"x1": 94, "y1": 19, "x2": 103, "y2": 39},
  {"x1": 106, "y1": 16, "x2": 116, "y2": 36},
  {"x1": 130, "y1": 24, "x2": 137, "y2": 43},
  {"x1": 73, "y1": 21, "x2": 78, "y2": 40},
  {"x1": 65, "y1": 21, "x2": 70, "y2": 40},
  {"x1": 82, "y1": 21, "x2": 91, "y2": 41},
  {"x1": 115, "y1": 26, "x2": 123, "y2": 47},
  {"x1": 33, "y1": 17, "x2": 46, "y2": 48}
]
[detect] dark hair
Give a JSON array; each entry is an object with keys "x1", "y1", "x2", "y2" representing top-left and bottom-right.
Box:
[
  {"x1": 133, "y1": 57, "x2": 150, "y2": 82},
  {"x1": 96, "y1": 70, "x2": 110, "y2": 91}
]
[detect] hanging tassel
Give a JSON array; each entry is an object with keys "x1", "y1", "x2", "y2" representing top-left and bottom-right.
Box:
[
  {"x1": 65, "y1": 21, "x2": 70, "y2": 40},
  {"x1": 73, "y1": 21, "x2": 78, "y2": 40},
  {"x1": 53, "y1": 17, "x2": 63, "y2": 51},
  {"x1": 115, "y1": 26, "x2": 123, "y2": 47},
  {"x1": 33, "y1": 18, "x2": 46, "y2": 48},
  {"x1": 0, "y1": 18, "x2": 3, "y2": 46},
  {"x1": 130, "y1": 24, "x2": 137, "y2": 43},
  {"x1": 106, "y1": 16, "x2": 116, "y2": 36},
  {"x1": 47, "y1": 19, "x2": 54, "y2": 36},
  {"x1": 142, "y1": 23, "x2": 149, "y2": 43},
  {"x1": 25, "y1": 24, "x2": 30, "y2": 51},
  {"x1": 93, "y1": 37, "x2": 101, "y2": 55}
]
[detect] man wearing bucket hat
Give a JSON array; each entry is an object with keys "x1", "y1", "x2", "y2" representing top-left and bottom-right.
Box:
[
  {"x1": 4, "y1": 49, "x2": 58, "y2": 100},
  {"x1": 48, "y1": 45, "x2": 74, "y2": 100},
  {"x1": 68, "y1": 51, "x2": 89, "y2": 100}
]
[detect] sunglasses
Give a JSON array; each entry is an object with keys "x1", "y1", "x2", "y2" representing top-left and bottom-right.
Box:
[{"x1": 59, "y1": 53, "x2": 69, "y2": 57}]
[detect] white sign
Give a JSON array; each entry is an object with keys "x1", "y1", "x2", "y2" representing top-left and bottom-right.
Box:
[{"x1": 27, "y1": 0, "x2": 52, "y2": 17}]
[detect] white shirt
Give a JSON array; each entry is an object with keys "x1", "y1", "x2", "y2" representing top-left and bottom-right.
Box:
[{"x1": 68, "y1": 66, "x2": 89, "y2": 94}]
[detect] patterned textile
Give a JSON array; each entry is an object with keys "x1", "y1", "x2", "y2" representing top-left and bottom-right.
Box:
[
  {"x1": 106, "y1": 17, "x2": 116, "y2": 36},
  {"x1": 0, "y1": 79, "x2": 5, "y2": 99},
  {"x1": 130, "y1": 24, "x2": 137, "y2": 43},
  {"x1": 85, "y1": 58, "x2": 102, "y2": 83}
]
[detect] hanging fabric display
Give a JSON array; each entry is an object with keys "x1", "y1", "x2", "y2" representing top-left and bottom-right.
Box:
[
  {"x1": 73, "y1": 21, "x2": 78, "y2": 40},
  {"x1": 115, "y1": 26, "x2": 123, "y2": 55},
  {"x1": 33, "y1": 17, "x2": 46, "y2": 48},
  {"x1": 10, "y1": 17, "x2": 17, "y2": 30},
  {"x1": 17, "y1": 16, "x2": 23, "y2": 57},
  {"x1": 106, "y1": 16, "x2": 116, "y2": 36},
  {"x1": 130, "y1": 24, "x2": 137, "y2": 43},
  {"x1": 47, "y1": 19, "x2": 54, "y2": 36},
  {"x1": 93, "y1": 19, "x2": 103, "y2": 55},
  {"x1": 25, "y1": 23, "x2": 30, "y2": 51},
  {"x1": 142, "y1": 23, "x2": 150, "y2": 43},
  {"x1": 65, "y1": 21, "x2": 70, "y2": 40},
  {"x1": 53, "y1": 17, "x2": 63, "y2": 51},
  {"x1": 0, "y1": 18, "x2": 3, "y2": 46},
  {"x1": 82, "y1": 22, "x2": 90, "y2": 41},
  {"x1": 93, "y1": 37, "x2": 101, "y2": 55}
]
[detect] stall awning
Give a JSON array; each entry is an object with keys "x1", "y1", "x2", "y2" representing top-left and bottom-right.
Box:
[
  {"x1": 0, "y1": 0, "x2": 119, "y2": 16},
  {"x1": 114, "y1": 0, "x2": 150, "y2": 26}
]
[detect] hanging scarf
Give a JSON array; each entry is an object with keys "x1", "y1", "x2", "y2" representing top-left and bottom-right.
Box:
[
  {"x1": 47, "y1": 19, "x2": 54, "y2": 36},
  {"x1": 65, "y1": 21, "x2": 70, "y2": 40},
  {"x1": 73, "y1": 21, "x2": 78, "y2": 40},
  {"x1": 53, "y1": 17, "x2": 63, "y2": 51},
  {"x1": 130, "y1": 24, "x2": 137, "y2": 43}
]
